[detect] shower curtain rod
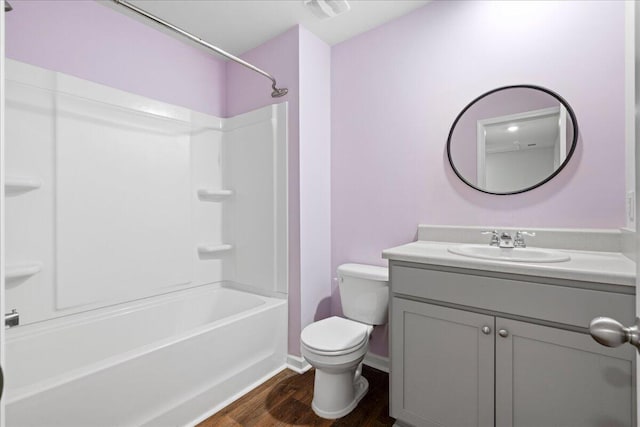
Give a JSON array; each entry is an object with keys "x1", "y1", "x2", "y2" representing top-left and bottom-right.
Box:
[{"x1": 112, "y1": 0, "x2": 288, "y2": 98}]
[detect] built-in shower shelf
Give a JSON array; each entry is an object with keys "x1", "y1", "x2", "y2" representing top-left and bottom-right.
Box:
[
  {"x1": 5, "y1": 176, "x2": 42, "y2": 193},
  {"x1": 197, "y1": 244, "x2": 233, "y2": 255},
  {"x1": 197, "y1": 189, "x2": 233, "y2": 201},
  {"x1": 5, "y1": 263, "x2": 42, "y2": 280}
]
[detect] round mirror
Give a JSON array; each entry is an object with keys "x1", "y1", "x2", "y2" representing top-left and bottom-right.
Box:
[{"x1": 447, "y1": 85, "x2": 578, "y2": 195}]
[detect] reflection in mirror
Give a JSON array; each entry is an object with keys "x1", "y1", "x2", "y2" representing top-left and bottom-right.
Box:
[{"x1": 447, "y1": 86, "x2": 577, "y2": 195}]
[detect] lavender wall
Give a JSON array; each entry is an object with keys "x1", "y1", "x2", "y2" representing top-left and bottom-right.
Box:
[
  {"x1": 6, "y1": 0, "x2": 226, "y2": 117},
  {"x1": 299, "y1": 28, "x2": 332, "y2": 332},
  {"x1": 332, "y1": 0, "x2": 625, "y2": 356}
]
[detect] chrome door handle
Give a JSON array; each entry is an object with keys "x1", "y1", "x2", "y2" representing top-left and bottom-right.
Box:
[
  {"x1": 481, "y1": 326, "x2": 491, "y2": 335},
  {"x1": 589, "y1": 317, "x2": 640, "y2": 350},
  {"x1": 498, "y1": 329, "x2": 509, "y2": 338}
]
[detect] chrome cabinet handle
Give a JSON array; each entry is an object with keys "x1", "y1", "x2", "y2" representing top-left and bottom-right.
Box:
[
  {"x1": 498, "y1": 329, "x2": 509, "y2": 338},
  {"x1": 481, "y1": 326, "x2": 491, "y2": 335},
  {"x1": 589, "y1": 317, "x2": 640, "y2": 350}
]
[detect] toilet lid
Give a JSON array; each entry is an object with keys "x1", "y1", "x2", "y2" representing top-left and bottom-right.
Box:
[{"x1": 301, "y1": 316, "x2": 369, "y2": 353}]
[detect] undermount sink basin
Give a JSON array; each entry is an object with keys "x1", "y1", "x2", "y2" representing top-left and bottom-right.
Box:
[{"x1": 448, "y1": 244, "x2": 571, "y2": 263}]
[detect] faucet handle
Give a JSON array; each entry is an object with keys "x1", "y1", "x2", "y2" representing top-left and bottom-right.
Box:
[
  {"x1": 481, "y1": 230, "x2": 500, "y2": 246},
  {"x1": 514, "y1": 231, "x2": 535, "y2": 248},
  {"x1": 516, "y1": 231, "x2": 536, "y2": 237}
]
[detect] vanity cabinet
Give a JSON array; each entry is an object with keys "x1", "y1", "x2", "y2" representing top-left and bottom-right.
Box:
[
  {"x1": 495, "y1": 318, "x2": 633, "y2": 427},
  {"x1": 391, "y1": 298, "x2": 494, "y2": 427},
  {"x1": 390, "y1": 262, "x2": 636, "y2": 427}
]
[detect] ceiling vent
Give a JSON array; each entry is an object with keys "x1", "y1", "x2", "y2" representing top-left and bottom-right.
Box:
[{"x1": 305, "y1": 0, "x2": 351, "y2": 19}]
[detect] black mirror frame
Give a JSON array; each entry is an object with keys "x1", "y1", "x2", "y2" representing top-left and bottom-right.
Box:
[{"x1": 446, "y1": 84, "x2": 579, "y2": 195}]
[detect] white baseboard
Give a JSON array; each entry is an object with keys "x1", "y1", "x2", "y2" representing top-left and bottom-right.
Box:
[
  {"x1": 363, "y1": 352, "x2": 389, "y2": 373},
  {"x1": 286, "y1": 354, "x2": 312, "y2": 374}
]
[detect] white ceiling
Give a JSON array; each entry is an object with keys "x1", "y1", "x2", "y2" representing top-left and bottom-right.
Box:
[
  {"x1": 486, "y1": 113, "x2": 561, "y2": 153},
  {"x1": 116, "y1": 0, "x2": 430, "y2": 55}
]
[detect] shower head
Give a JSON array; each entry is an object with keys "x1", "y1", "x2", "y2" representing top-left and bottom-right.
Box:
[{"x1": 271, "y1": 86, "x2": 288, "y2": 98}]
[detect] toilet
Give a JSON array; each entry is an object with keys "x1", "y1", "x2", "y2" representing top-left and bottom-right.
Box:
[{"x1": 300, "y1": 263, "x2": 389, "y2": 419}]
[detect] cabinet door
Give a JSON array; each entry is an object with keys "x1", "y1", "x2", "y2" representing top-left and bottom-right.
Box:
[
  {"x1": 495, "y1": 318, "x2": 636, "y2": 427},
  {"x1": 391, "y1": 298, "x2": 495, "y2": 427}
]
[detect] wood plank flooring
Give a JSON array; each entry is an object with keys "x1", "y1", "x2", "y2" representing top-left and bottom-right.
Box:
[{"x1": 198, "y1": 366, "x2": 395, "y2": 427}]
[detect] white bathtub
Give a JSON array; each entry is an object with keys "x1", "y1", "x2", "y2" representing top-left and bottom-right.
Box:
[{"x1": 4, "y1": 283, "x2": 288, "y2": 426}]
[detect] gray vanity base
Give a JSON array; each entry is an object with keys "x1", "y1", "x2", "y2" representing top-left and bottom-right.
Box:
[{"x1": 389, "y1": 261, "x2": 636, "y2": 427}]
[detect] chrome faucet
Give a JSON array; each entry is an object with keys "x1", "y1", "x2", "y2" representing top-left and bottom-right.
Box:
[
  {"x1": 514, "y1": 231, "x2": 535, "y2": 248},
  {"x1": 498, "y1": 232, "x2": 514, "y2": 248},
  {"x1": 482, "y1": 230, "x2": 518, "y2": 248}
]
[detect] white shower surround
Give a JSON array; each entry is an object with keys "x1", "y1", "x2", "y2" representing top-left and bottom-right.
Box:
[
  {"x1": 6, "y1": 60, "x2": 288, "y2": 321},
  {"x1": 4, "y1": 60, "x2": 289, "y2": 425}
]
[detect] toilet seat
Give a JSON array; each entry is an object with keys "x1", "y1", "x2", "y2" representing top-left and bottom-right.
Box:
[{"x1": 301, "y1": 316, "x2": 371, "y2": 355}]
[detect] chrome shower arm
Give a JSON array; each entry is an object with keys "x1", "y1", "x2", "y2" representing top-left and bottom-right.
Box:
[{"x1": 112, "y1": 0, "x2": 288, "y2": 98}]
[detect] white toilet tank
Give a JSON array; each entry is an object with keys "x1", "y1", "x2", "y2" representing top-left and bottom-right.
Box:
[{"x1": 338, "y1": 263, "x2": 389, "y2": 325}]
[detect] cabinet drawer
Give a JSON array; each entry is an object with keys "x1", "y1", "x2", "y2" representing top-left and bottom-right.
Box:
[{"x1": 392, "y1": 265, "x2": 634, "y2": 329}]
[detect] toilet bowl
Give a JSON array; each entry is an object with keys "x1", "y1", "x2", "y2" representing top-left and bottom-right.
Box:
[
  {"x1": 300, "y1": 263, "x2": 388, "y2": 419},
  {"x1": 301, "y1": 316, "x2": 373, "y2": 418}
]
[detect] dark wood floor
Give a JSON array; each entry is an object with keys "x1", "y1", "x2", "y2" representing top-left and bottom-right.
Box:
[{"x1": 198, "y1": 365, "x2": 395, "y2": 427}]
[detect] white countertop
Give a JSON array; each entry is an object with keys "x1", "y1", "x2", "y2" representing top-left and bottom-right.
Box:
[{"x1": 382, "y1": 241, "x2": 636, "y2": 287}]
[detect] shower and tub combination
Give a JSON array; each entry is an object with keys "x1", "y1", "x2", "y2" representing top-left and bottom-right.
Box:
[{"x1": 3, "y1": 6, "x2": 290, "y2": 422}]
